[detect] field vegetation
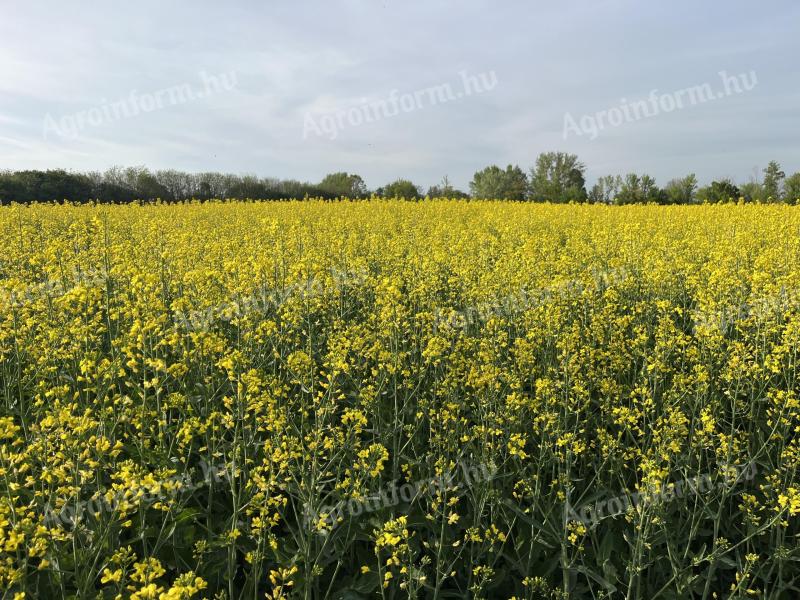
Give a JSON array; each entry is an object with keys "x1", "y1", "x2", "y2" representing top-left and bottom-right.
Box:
[{"x1": 1, "y1": 201, "x2": 799, "y2": 598}]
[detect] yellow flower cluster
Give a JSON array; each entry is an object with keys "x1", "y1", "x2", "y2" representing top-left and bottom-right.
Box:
[{"x1": 1, "y1": 200, "x2": 799, "y2": 597}]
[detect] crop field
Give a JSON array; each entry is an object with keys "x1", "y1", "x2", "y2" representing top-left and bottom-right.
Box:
[{"x1": 2, "y1": 200, "x2": 800, "y2": 599}]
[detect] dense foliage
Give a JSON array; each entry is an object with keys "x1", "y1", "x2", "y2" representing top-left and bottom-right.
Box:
[
  {"x1": 1, "y1": 201, "x2": 800, "y2": 598},
  {"x1": 3, "y1": 157, "x2": 798, "y2": 204}
]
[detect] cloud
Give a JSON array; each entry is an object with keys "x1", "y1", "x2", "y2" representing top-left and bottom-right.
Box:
[{"x1": 0, "y1": 0, "x2": 798, "y2": 189}]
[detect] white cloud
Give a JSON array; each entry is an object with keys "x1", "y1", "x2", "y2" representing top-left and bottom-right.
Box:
[{"x1": 0, "y1": 0, "x2": 798, "y2": 189}]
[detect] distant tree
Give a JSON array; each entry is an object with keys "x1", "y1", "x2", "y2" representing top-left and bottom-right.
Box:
[
  {"x1": 663, "y1": 174, "x2": 698, "y2": 204},
  {"x1": 615, "y1": 174, "x2": 641, "y2": 205},
  {"x1": 427, "y1": 175, "x2": 469, "y2": 199},
  {"x1": 224, "y1": 174, "x2": 264, "y2": 199},
  {"x1": 739, "y1": 181, "x2": 764, "y2": 203},
  {"x1": 378, "y1": 179, "x2": 422, "y2": 199},
  {"x1": 279, "y1": 179, "x2": 332, "y2": 199},
  {"x1": 95, "y1": 181, "x2": 137, "y2": 203},
  {"x1": 696, "y1": 179, "x2": 741, "y2": 203},
  {"x1": 469, "y1": 165, "x2": 528, "y2": 200},
  {"x1": 154, "y1": 169, "x2": 193, "y2": 200},
  {"x1": 784, "y1": 172, "x2": 800, "y2": 205},
  {"x1": 0, "y1": 167, "x2": 339, "y2": 203},
  {"x1": 130, "y1": 167, "x2": 171, "y2": 200},
  {"x1": 528, "y1": 152, "x2": 587, "y2": 202},
  {"x1": 0, "y1": 170, "x2": 21, "y2": 204},
  {"x1": 615, "y1": 173, "x2": 665, "y2": 204},
  {"x1": 588, "y1": 175, "x2": 622, "y2": 204},
  {"x1": 319, "y1": 172, "x2": 368, "y2": 198},
  {"x1": 97, "y1": 166, "x2": 170, "y2": 201},
  {"x1": 195, "y1": 172, "x2": 231, "y2": 200},
  {"x1": 762, "y1": 160, "x2": 785, "y2": 201},
  {"x1": 3, "y1": 163, "x2": 793, "y2": 205},
  {"x1": 0, "y1": 169, "x2": 94, "y2": 203}
]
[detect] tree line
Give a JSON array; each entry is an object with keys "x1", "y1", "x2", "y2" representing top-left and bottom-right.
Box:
[
  {"x1": 469, "y1": 153, "x2": 800, "y2": 204},
  {"x1": 1, "y1": 154, "x2": 799, "y2": 204}
]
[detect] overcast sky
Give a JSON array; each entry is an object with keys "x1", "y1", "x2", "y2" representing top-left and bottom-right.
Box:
[{"x1": 1, "y1": 0, "x2": 798, "y2": 191}]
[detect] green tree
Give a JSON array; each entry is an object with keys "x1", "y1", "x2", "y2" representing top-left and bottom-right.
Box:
[
  {"x1": 588, "y1": 175, "x2": 622, "y2": 204},
  {"x1": 528, "y1": 152, "x2": 587, "y2": 202},
  {"x1": 0, "y1": 169, "x2": 94, "y2": 203},
  {"x1": 739, "y1": 181, "x2": 764, "y2": 203},
  {"x1": 469, "y1": 165, "x2": 528, "y2": 200},
  {"x1": 319, "y1": 172, "x2": 368, "y2": 198},
  {"x1": 124, "y1": 166, "x2": 171, "y2": 200},
  {"x1": 378, "y1": 179, "x2": 421, "y2": 199},
  {"x1": 762, "y1": 160, "x2": 785, "y2": 201},
  {"x1": 663, "y1": 174, "x2": 698, "y2": 204},
  {"x1": 615, "y1": 174, "x2": 665, "y2": 204},
  {"x1": 427, "y1": 175, "x2": 469, "y2": 199},
  {"x1": 696, "y1": 179, "x2": 741, "y2": 203},
  {"x1": 783, "y1": 172, "x2": 800, "y2": 205}
]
